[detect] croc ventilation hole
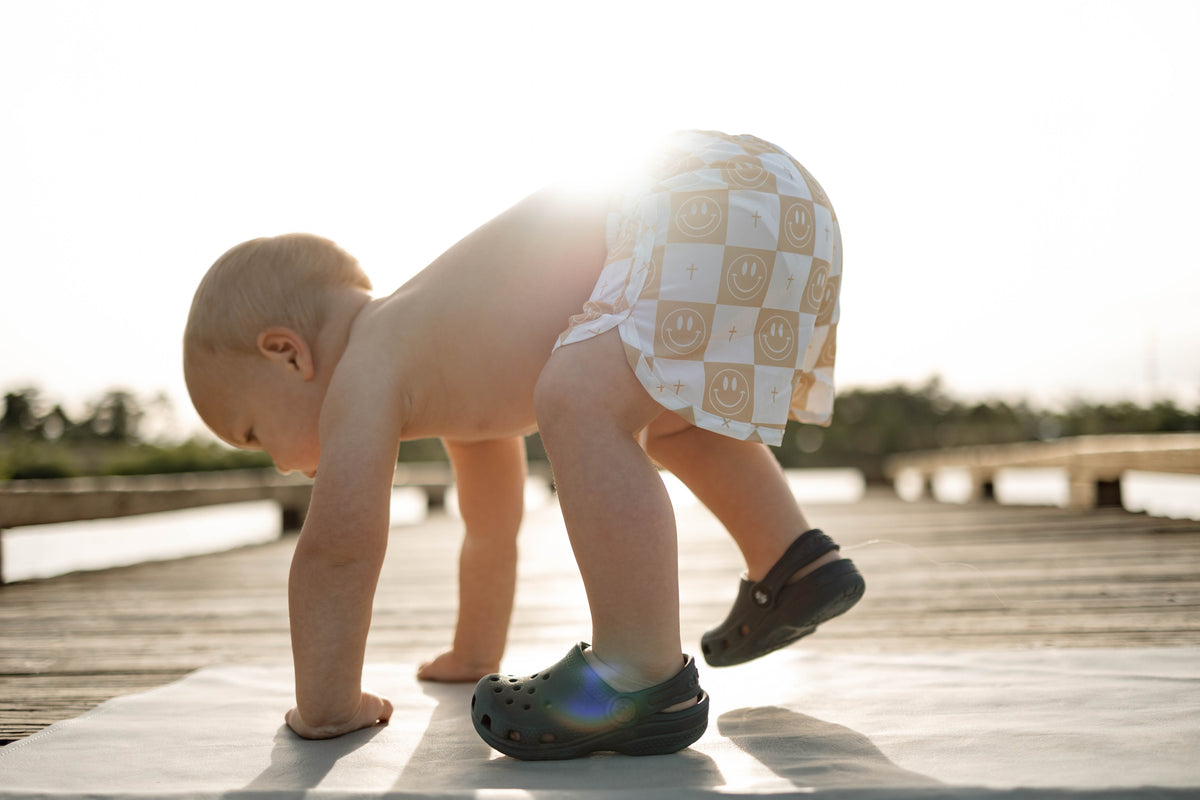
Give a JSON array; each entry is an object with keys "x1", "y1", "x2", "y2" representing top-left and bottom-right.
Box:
[
  {"x1": 541, "y1": 733, "x2": 555, "y2": 743},
  {"x1": 703, "y1": 639, "x2": 730, "y2": 655},
  {"x1": 480, "y1": 714, "x2": 491, "y2": 730}
]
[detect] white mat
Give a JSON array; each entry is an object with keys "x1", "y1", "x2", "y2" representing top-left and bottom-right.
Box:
[{"x1": 2, "y1": 648, "x2": 1198, "y2": 799}]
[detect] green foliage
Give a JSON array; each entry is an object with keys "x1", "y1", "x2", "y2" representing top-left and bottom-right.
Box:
[
  {"x1": 775, "y1": 378, "x2": 1200, "y2": 481},
  {"x1": 101, "y1": 441, "x2": 274, "y2": 476},
  {"x1": 3, "y1": 381, "x2": 1197, "y2": 483},
  {"x1": 0, "y1": 442, "x2": 80, "y2": 480}
]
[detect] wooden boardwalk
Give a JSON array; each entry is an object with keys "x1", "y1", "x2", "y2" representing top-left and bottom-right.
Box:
[{"x1": 3, "y1": 487, "x2": 1199, "y2": 745}]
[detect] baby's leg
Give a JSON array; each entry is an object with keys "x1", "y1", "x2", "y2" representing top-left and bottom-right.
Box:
[
  {"x1": 643, "y1": 415, "x2": 839, "y2": 582},
  {"x1": 533, "y1": 328, "x2": 684, "y2": 685},
  {"x1": 644, "y1": 415, "x2": 863, "y2": 666}
]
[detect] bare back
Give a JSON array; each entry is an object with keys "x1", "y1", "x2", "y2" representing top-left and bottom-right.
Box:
[{"x1": 349, "y1": 186, "x2": 610, "y2": 442}]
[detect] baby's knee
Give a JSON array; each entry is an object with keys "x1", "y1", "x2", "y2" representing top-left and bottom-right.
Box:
[{"x1": 532, "y1": 359, "x2": 576, "y2": 434}]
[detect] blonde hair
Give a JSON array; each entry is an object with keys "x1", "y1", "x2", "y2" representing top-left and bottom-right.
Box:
[{"x1": 184, "y1": 233, "x2": 372, "y2": 356}]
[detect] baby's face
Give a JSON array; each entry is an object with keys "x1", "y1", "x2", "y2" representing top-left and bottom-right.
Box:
[{"x1": 189, "y1": 352, "x2": 323, "y2": 477}]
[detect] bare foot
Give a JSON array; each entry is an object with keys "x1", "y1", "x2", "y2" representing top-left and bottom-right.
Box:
[{"x1": 417, "y1": 650, "x2": 499, "y2": 683}]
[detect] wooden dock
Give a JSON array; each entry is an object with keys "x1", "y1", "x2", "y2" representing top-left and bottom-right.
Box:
[{"x1": 3, "y1": 486, "x2": 1200, "y2": 745}]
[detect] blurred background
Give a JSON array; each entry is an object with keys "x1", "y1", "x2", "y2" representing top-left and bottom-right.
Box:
[{"x1": 3, "y1": 0, "x2": 1198, "y2": 485}]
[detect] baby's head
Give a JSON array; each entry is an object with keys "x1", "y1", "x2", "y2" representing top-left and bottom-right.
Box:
[{"x1": 183, "y1": 233, "x2": 372, "y2": 474}]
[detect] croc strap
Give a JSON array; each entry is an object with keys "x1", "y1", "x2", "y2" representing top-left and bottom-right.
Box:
[{"x1": 749, "y1": 529, "x2": 839, "y2": 610}]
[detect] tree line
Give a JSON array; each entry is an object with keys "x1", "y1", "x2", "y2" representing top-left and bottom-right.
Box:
[
  {"x1": 775, "y1": 378, "x2": 1199, "y2": 480},
  {"x1": 3, "y1": 381, "x2": 1198, "y2": 482},
  {"x1": 0, "y1": 387, "x2": 272, "y2": 479}
]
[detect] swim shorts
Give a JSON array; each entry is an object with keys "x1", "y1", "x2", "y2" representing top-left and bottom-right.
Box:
[{"x1": 556, "y1": 130, "x2": 841, "y2": 447}]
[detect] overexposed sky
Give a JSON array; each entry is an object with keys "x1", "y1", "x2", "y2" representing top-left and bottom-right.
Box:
[{"x1": 2, "y1": 0, "x2": 1198, "y2": 436}]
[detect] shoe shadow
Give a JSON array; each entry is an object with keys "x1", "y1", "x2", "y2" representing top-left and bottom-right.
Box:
[{"x1": 718, "y1": 706, "x2": 942, "y2": 791}]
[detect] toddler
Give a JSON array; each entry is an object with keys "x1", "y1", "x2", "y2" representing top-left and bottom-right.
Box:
[{"x1": 183, "y1": 130, "x2": 864, "y2": 759}]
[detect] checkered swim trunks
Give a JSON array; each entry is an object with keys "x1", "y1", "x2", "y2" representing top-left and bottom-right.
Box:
[{"x1": 556, "y1": 130, "x2": 841, "y2": 446}]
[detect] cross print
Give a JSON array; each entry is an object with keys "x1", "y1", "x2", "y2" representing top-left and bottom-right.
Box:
[
  {"x1": 825, "y1": 224, "x2": 831, "y2": 242},
  {"x1": 785, "y1": 275, "x2": 794, "y2": 291},
  {"x1": 672, "y1": 380, "x2": 684, "y2": 394},
  {"x1": 751, "y1": 210, "x2": 761, "y2": 228},
  {"x1": 770, "y1": 387, "x2": 779, "y2": 403},
  {"x1": 687, "y1": 263, "x2": 698, "y2": 280},
  {"x1": 727, "y1": 325, "x2": 737, "y2": 342},
  {"x1": 656, "y1": 383, "x2": 666, "y2": 393}
]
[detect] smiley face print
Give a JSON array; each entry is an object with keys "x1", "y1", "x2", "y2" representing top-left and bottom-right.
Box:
[
  {"x1": 669, "y1": 190, "x2": 728, "y2": 244},
  {"x1": 815, "y1": 273, "x2": 840, "y2": 327},
  {"x1": 718, "y1": 248, "x2": 774, "y2": 305},
  {"x1": 726, "y1": 253, "x2": 767, "y2": 300},
  {"x1": 654, "y1": 302, "x2": 714, "y2": 359},
  {"x1": 703, "y1": 366, "x2": 754, "y2": 420},
  {"x1": 676, "y1": 196, "x2": 722, "y2": 237},
  {"x1": 816, "y1": 324, "x2": 837, "y2": 369},
  {"x1": 717, "y1": 155, "x2": 773, "y2": 190},
  {"x1": 754, "y1": 311, "x2": 799, "y2": 365},
  {"x1": 798, "y1": 261, "x2": 830, "y2": 315},
  {"x1": 779, "y1": 198, "x2": 815, "y2": 253}
]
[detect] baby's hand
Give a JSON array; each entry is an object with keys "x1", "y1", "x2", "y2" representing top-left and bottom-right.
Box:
[
  {"x1": 417, "y1": 650, "x2": 499, "y2": 683},
  {"x1": 285, "y1": 691, "x2": 393, "y2": 739}
]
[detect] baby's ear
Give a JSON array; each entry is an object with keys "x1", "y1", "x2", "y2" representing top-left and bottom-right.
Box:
[{"x1": 257, "y1": 327, "x2": 315, "y2": 379}]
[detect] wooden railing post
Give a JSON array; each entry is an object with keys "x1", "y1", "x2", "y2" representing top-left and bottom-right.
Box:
[{"x1": 280, "y1": 503, "x2": 306, "y2": 534}]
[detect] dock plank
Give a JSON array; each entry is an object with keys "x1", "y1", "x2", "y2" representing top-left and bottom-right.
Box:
[{"x1": 3, "y1": 488, "x2": 1199, "y2": 744}]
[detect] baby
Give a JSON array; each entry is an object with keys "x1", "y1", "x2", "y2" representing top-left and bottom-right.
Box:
[{"x1": 183, "y1": 130, "x2": 864, "y2": 760}]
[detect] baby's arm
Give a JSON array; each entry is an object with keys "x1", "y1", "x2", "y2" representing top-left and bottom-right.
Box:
[
  {"x1": 417, "y1": 436, "x2": 526, "y2": 682},
  {"x1": 284, "y1": 358, "x2": 402, "y2": 738}
]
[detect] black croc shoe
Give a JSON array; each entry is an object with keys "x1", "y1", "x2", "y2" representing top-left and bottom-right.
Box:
[
  {"x1": 701, "y1": 529, "x2": 865, "y2": 667},
  {"x1": 471, "y1": 643, "x2": 709, "y2": 760}
]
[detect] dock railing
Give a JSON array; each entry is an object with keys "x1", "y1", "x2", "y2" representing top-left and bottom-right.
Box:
[
  {"x1": 883, "y1": 432, "x2": 1200, "y2": 508},
  {"x1": 0, "y1": 463, "x2": 470, "y2": 586}
]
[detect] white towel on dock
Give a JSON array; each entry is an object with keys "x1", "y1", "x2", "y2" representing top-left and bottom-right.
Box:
[{"x1": 1, "y1": 647, "x2": 1198, "y2": 799}]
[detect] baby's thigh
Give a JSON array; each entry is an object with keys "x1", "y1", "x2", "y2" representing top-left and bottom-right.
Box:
[{"x1": 534, "y1": 328, "x2": 662, "y2": 435}]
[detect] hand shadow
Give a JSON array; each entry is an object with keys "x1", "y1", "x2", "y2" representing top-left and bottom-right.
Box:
[
  {"x1": 718, "y1": 706, "x2": 942, "y2": 791},
  {"x1": 223, "y1": 721, "x2": 388, "y2": 797},
  {"x1": 395, "y1": 680, "x2": 723, "y2": 793}
]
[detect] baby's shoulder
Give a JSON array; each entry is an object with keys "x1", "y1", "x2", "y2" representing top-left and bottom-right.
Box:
[{"x1": 327, "y1": 297, "x2": 417, "y2": 402}]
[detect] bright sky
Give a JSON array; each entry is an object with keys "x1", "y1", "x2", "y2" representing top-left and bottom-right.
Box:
[{"x1": 2, "y1": 0, "x2": 1198, "y2": 438}]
